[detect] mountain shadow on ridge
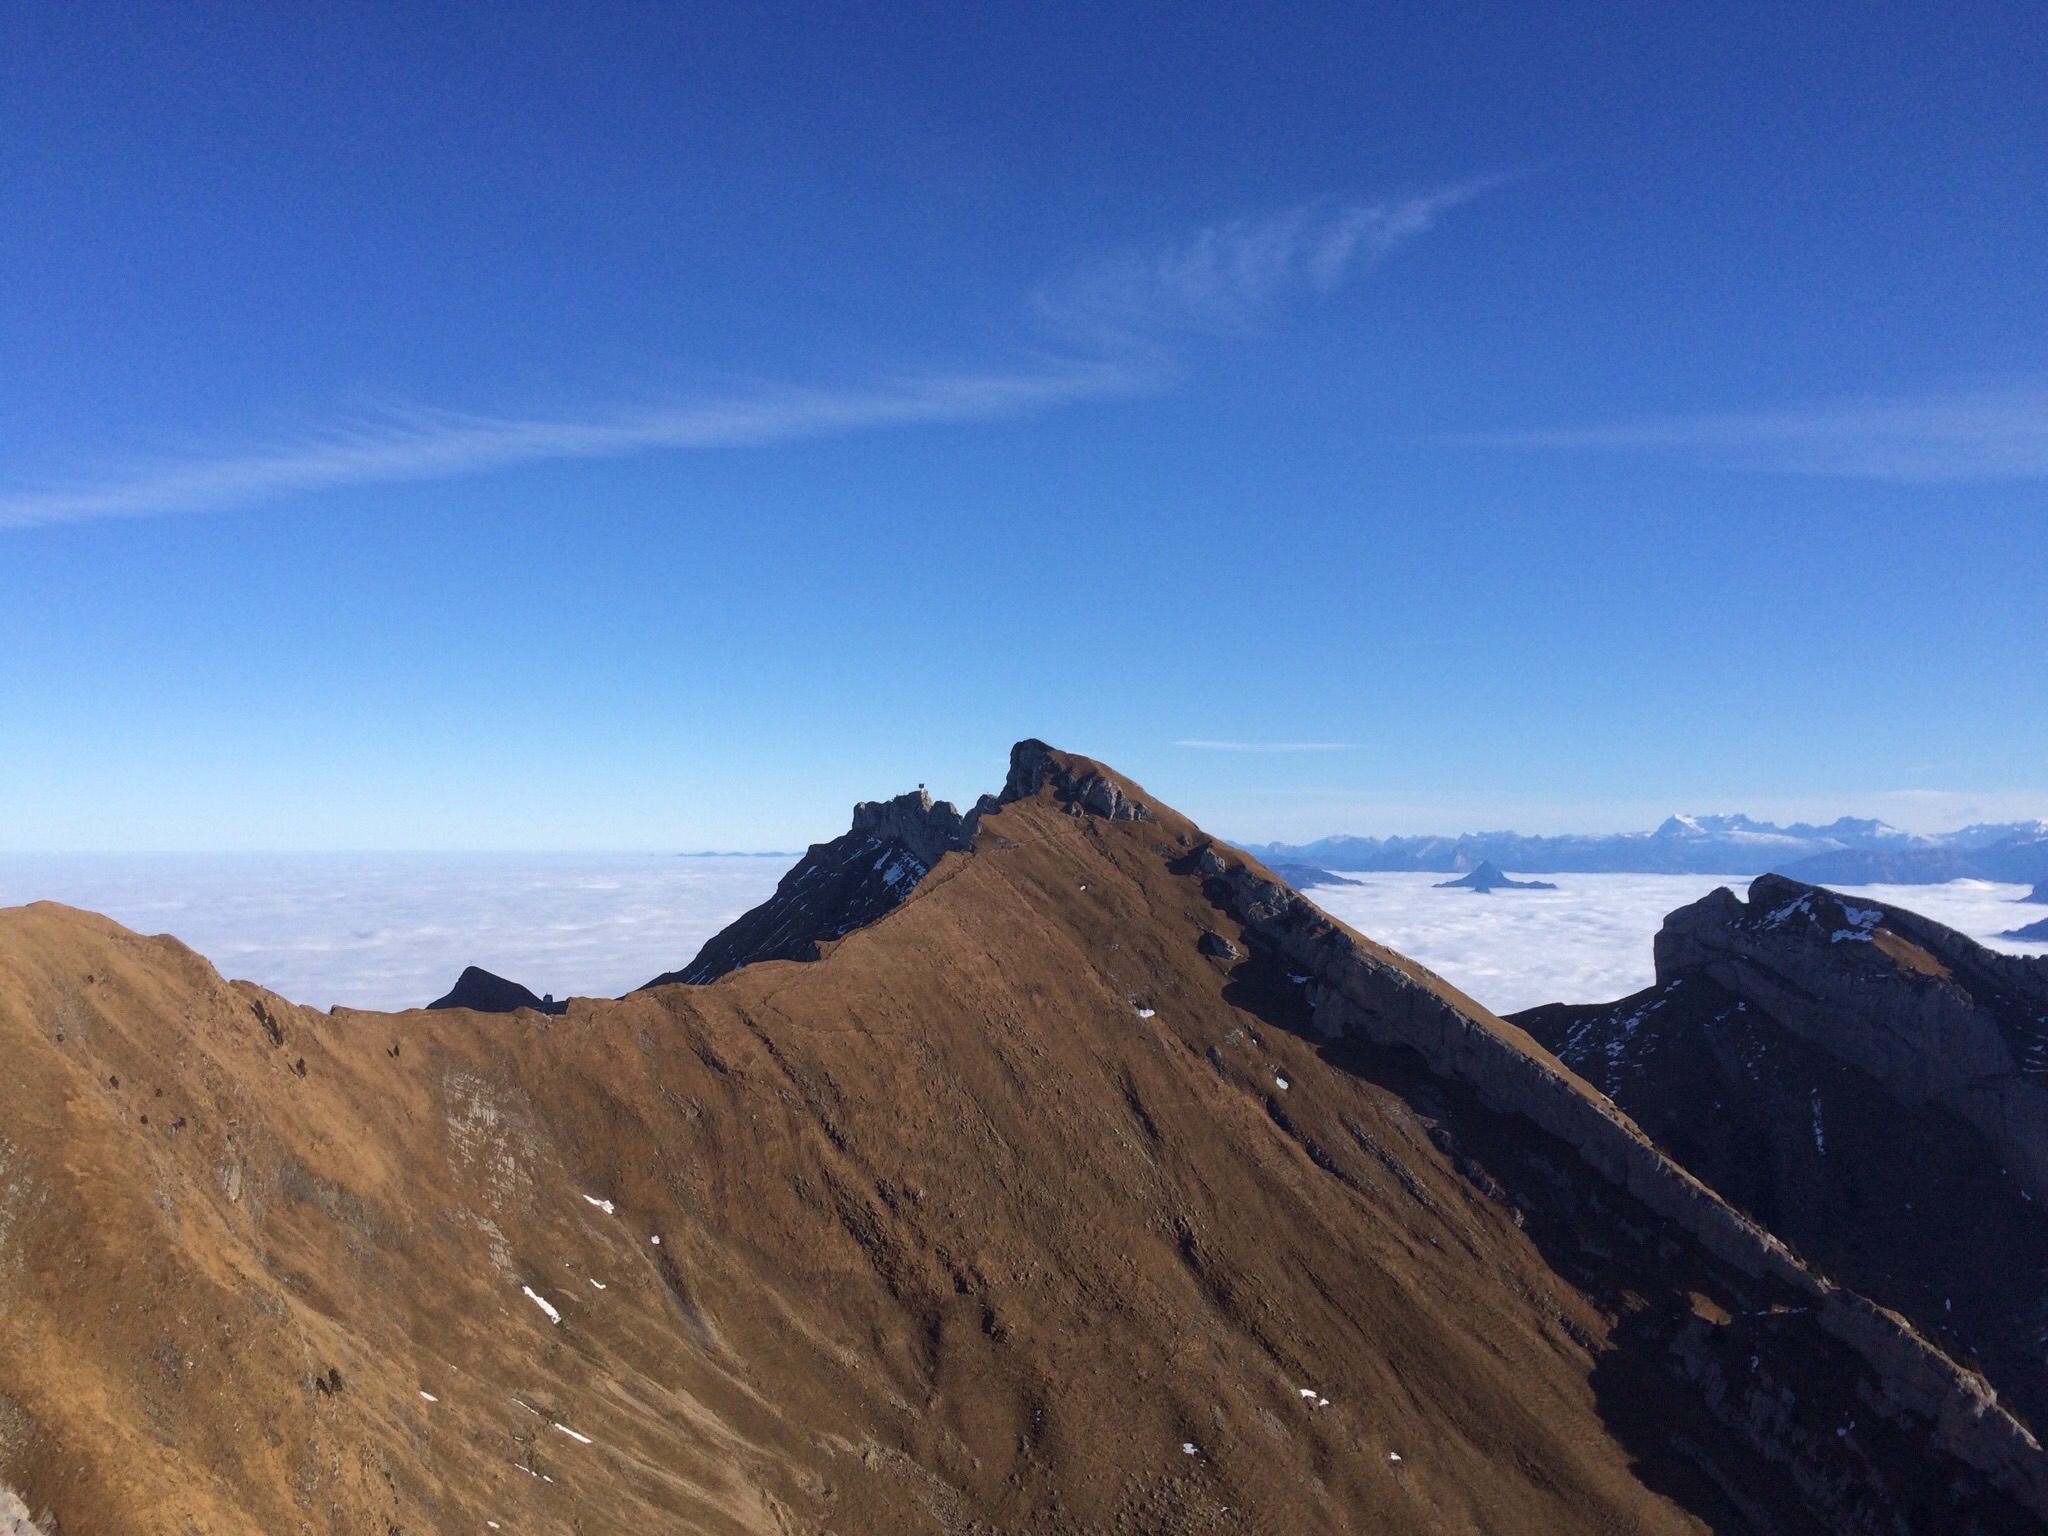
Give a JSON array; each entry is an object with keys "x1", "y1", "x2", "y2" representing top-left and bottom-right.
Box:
[{"x1": 1516, "y1": 873, "x2": 2048, "y2": 1431}]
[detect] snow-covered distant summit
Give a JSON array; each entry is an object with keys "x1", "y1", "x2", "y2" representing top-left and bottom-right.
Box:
[
  {"x1": 1952, "y1": 819, "x2": 2048, "y2": 850},
  {"x1": 1653, "y1": 813, "x2": 1919, "y2": 845},
  {"x1": 1249, "y1": 814, "x2": 2048, "y2": 883}
]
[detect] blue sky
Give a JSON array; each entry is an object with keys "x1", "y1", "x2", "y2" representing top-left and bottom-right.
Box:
[{"x1": 2, "y1": 2, "x2": 2043, "y2": 850}]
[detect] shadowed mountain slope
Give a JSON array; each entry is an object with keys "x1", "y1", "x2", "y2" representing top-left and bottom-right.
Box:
[
  {"x1": 1, "y1": 748, "x2": 2043, "y2": 1533},
  {"x1": 1516, "y1": 875, "x2": 2048, "y2": 1432},
  {"x1": 644, "y1": 789, "x2": 970, "y2": 987}
]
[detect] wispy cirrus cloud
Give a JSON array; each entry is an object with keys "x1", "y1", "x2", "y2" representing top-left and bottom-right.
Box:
[
  {"x1": 1461, "y1": 383, "x2": 2048, "y2": 482},
  {"x1": 0, "y1": 361, "x2": 1136, "y2": 529},
  {"x1": 1038, "y1": 180, "x2": 1499, "y2": 343},
  {"x1": 1, "y1": 180, "x2": 1497, "y2": 529},
  {"x1": 1175, "y1": 740, "x2": 1356, "y2": 753}
]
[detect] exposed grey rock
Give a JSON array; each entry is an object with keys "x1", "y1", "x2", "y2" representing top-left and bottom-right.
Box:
[
  {"x1": 1656, "y1": 874, "x2": 2048, "y2": 1200},
  {"x1": 0, "y1": 1489, "x2": 46, "y2": 1536},
  {"x1": 850, "y1": 789, "x2": 967, "y2": 870},
  {"x1": 1196, "y1": 929, "x2": 1240, "y2": 960},
  {"x1": 1203, "y1": 846, "x2": 1815, "y2": 1288},
  {"x1": 1002, "y1": 739, "x2": 1150, "y2": 821},
  {"x1": 1513, "y1": 936, "x2": 2048, "y2": 1432}
]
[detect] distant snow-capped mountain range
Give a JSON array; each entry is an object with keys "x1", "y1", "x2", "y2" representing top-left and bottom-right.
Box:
[{"x1": 1247, "y1": 815, "x2": 2048, "y2": 883}]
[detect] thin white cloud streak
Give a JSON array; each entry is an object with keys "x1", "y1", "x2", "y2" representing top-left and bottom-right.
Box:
[
  {"x1": 1036, "y1": 179, "x2": 1500, "y2": 342},
  {"x1": 1, "y1": 180, "x2": 1497, "y2": 528},
  {"x1": 1175, "y1": 740, "x2": 1356, "y2": 753},
  {"x1": 1460, "y1": 384, "x2": 2048, "y2": 482},
  {"x1": 0, "y1": 361, "x2": 1137, "y2": 529}
]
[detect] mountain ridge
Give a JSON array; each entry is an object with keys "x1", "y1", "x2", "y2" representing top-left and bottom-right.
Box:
[{"x1": 1, "y1": 742, "x2": 2042, "y2": 1532}]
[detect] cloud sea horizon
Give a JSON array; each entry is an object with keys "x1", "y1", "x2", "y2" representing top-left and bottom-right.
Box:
[{"x1": 5, "y1": 854, "x2": 2039, "y2": 1019}]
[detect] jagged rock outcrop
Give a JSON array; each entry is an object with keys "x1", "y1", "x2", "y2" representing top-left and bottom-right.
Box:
[
  {"x1": 645, "y1": 788, "x2": 969, "y2": 986},
  {"x1": 1433, "y1": 861, "x2": 1557, "y2": 892},
  {"x1": 1654, "y1": 875, "x2": 2048, "y2": 1200},
  {"x1": 1001, "y1": 737, "x2": 1150, "y2": 821},
  {"x1": 428, "y1": 965, "x2": 566, "y2": 1015}
]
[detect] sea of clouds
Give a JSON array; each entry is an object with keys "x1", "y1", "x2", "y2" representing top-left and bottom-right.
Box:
[
  {"x1": 0, "y1": 853, "x2": 789, "y2": 1011},
  {"x1": 1, "y1": 855, "x2": 2040, "y2": 1017},
  {"x1": 1308, "y1": 872, "x2": 2048, "y2": 1015}
]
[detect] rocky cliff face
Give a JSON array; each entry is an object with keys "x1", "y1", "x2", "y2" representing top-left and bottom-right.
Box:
[
  {"x1": 1655, "y1": 875, "x2": 2048, "y2": 1200},
  {"x1": 1001, "y1": 737, "x2": 1150, "y2": 821},
  {"x1": 1516, "y1": 874, "x2": 2048, "y2": 1437},
  {"x1": 643, "y1": 789, "x2": 969, "y2": 986}
]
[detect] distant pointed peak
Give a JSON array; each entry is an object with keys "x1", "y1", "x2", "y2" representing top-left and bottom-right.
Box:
[
  {"x1": 428, "y1": 965, "x2": 565, "y2": 1015},
  {"x1": 1433, "y1": 861, "x2": 1557, "y2": 892}
]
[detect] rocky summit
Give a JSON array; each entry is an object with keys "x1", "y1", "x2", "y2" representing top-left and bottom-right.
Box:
[{"x1": 2, "y1": 746, "x2": 2046, "y2": 1533}]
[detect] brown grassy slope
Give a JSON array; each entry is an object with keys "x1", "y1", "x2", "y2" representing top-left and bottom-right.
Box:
[{"x1": 0, "y1": 762, "x2": 2032, "y2": 1532}]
